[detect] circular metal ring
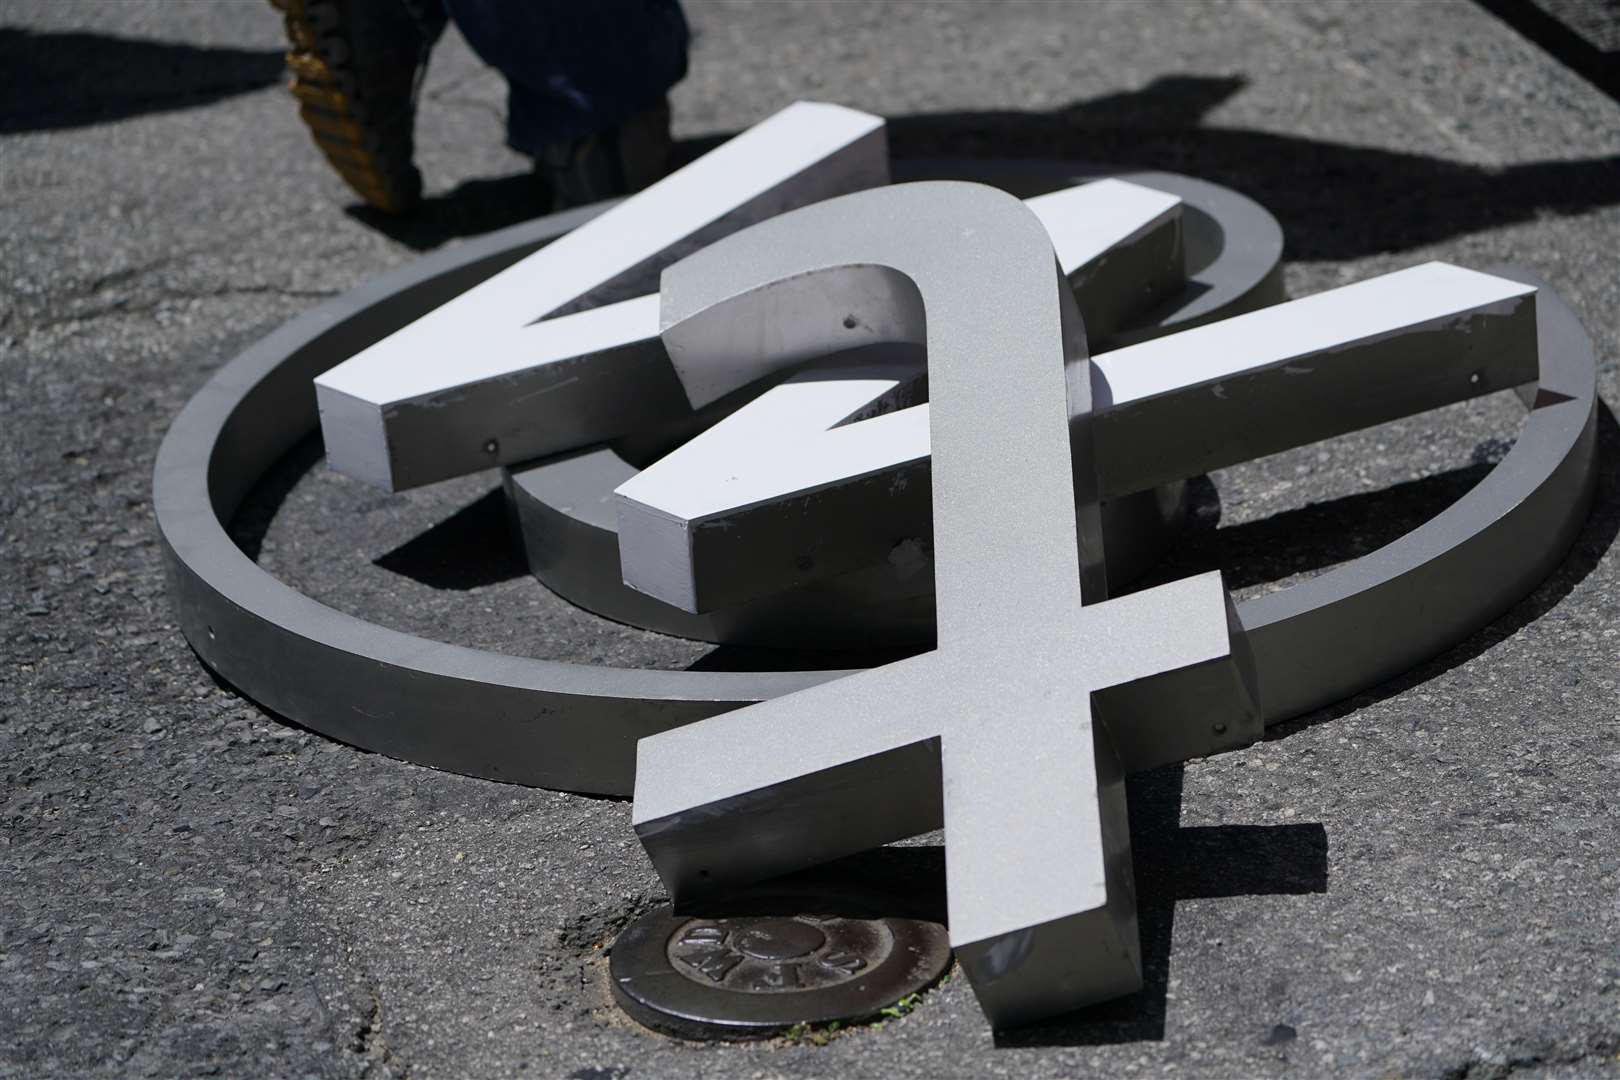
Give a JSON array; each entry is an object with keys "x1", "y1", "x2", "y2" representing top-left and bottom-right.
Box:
[
  {"x1": 505, "y1": 165, "x2": 1286, "y2": 647},
  {"x1": 153, "y1": 156, "x2": 1597, "y2": 795}
]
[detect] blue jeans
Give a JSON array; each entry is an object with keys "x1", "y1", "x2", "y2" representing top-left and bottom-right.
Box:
[{"x1": 441, "y1": 0, "x2": 688, "y2": 152}]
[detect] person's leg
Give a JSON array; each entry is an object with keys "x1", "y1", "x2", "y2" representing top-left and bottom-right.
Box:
[
  {"x1": 271, "y1": 0, "x2": 448, "y2": 213},
  {"x1": 444, "y1": 0, "x2": 689, "y2": 205}
]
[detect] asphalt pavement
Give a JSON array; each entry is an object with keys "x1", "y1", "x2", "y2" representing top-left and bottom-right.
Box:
[{"x1": 3, "y1": 1, "x2": 1619, "y2": 1077}]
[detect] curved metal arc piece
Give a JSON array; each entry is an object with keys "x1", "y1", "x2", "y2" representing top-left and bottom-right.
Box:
[{"x1": 1240, "y1": 267, "x2": 1597, "y2": 720}]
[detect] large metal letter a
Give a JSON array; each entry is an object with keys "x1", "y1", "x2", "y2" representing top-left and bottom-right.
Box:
[{"x1": 631, "y1": 182, "x2": 1261, "y2": 1028}]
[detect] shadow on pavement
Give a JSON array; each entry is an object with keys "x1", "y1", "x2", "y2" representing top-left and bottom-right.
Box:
[
  {"x1": 345, "y1": 172, "x2": 556, "y2": 252},
  {"x1": 1475, "y1": 0, "x2": 1620, "y2": 104},
  {"x1": 995, "y1": 765, "x2": 1328, "y2": 1047},
  {"x1": 347, "y1": 74, "x2": 1620, "y2": 258},
  {"x1": 0, "y1": 28, "x2": 285, "y2": 134},
  {"x1": 1263, "y1": 403, "x2": 1620, "y2": 745},
  {"x1": 226, "y1": 432, "x2": 531, "y2": 590},
  {"x1": 372, "y1": 487, "x2": 530, "y2": 590},
  {"x1": 881, "y1": 75, "x2": 1620, "y2": 262},
  {"x1": 227, "y1": 431, "x2": 323, "y2": 563},
  {"x1": 1134, "y1": 461, "x2": 1496, "y2": 596}
]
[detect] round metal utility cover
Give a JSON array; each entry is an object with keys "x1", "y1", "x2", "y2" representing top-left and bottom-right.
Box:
[{"x1": 610, "y1": 890, "x2": 951, "y2": 1040}]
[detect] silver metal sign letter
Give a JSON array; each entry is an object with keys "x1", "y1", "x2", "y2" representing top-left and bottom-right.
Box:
[{"x1": 632, "y1": 182, "x2": 1261, "y2": 1027}]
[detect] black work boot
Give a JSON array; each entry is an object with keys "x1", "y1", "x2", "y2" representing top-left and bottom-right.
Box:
[
  {"x1": 536, "y1": 98, "x2": 673, "y2": 210},
  {"x1": 270, "y1": 0, "x2": 446, "y2": 213}
]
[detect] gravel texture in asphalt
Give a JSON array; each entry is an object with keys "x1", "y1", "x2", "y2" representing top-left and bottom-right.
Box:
[{"x1": 3, "y1": 1, "x2": 1619, "y2": 1077}]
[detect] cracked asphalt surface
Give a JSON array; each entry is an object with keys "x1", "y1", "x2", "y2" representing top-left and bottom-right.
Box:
[{"x1": 3, "y1": 1, "x2": 1619, "y2": 1077}]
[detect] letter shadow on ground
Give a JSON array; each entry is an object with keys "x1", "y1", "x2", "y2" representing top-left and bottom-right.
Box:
[
  {"x1": 1137, "y1": 405, "x2": 1620, "y2": 745},
  {"x1": 371, "y1": 488, "x2": 530, "y2": 590},
  {"x1": 991, "y1": 764, "x2": 1328, "y2": 1047},
  {"x1": 226, "y1": 431, "x2": 527, "y2": 590},
  {"x1": 228, "y1": 432, "x2": 324, "y2": 563},
  {"x1": 1261, "y1": 404, "x2": 1620, "y2": 742},
  {"x1": 879, "y1": 74, "x2": 1620, "y2": 264},
  {"x1": 353, "y1": 73, "x2": 1620, "y2": 258}
]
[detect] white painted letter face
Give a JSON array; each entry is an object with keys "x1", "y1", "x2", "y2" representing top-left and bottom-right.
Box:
[{"x1": 314, "y1": 101, "x2": 889, "y2": 492}]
